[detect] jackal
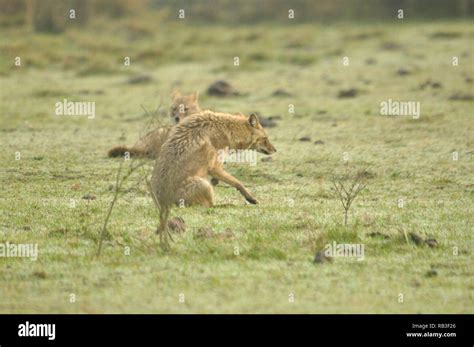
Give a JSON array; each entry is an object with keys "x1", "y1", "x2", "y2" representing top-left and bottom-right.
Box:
[{"x1": 151, "y1": 111, "x2": 276, "y2": 236}]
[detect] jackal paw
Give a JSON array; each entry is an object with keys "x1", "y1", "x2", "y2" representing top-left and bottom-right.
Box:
[{"x1": 246, "y1": 196, "x2": 258, "y2": 205}]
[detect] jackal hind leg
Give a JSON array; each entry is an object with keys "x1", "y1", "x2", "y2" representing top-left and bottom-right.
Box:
[{"x1": 177, "y1": 177, "x2": 214, "y2": 207}]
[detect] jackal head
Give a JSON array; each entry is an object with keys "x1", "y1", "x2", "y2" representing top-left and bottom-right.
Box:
[
  {"x1": 170, "y1": 91, "x2": 201, "y2": 124},
  {"x1": 247, "y1": 113, "x2": 277, "y2": 155}
]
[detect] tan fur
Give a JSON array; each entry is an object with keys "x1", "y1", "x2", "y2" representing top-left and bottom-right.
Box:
[
  {"x1": 107, "y1": 92, "x2": 201, "y2": 158},
  {"x1": 151, "y1": 111, "x2": 277, "y2": 235}
]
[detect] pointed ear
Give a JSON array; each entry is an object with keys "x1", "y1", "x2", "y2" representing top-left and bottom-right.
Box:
[
  {"x1": 172, "y1": 91, "x2": 181, "y2": 100},
  {"x1": 192, "y1": 91, "x2": 199, "y2": 101},
  {"x1": 248, "y1": 113, "x2": 259, "y2": 128}
]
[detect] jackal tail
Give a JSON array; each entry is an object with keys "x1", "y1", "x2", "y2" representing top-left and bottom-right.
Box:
[{"x1": 107, "y1": 146, "x2": 146, "y2": 158}]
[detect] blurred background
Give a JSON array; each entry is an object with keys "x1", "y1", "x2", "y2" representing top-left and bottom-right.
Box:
[
  {"x1": 0, "y1": 0, "x2": 472, "y2": 78},
  {"x1": 0, "y1": 0, "x2": 473, "y2": 30}
]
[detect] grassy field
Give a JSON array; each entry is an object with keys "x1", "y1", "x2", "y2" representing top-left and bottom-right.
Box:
[{"x1": 0, "y1": 18, "x2": 473, "y2": 313}]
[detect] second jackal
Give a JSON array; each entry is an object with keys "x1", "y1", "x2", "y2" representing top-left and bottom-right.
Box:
[{"x1": 108, "y1": 91, "x2": 201, "y2": 158}]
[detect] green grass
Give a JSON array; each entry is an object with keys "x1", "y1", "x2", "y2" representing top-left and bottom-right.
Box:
[{"x1": 0, "y1": 18, "x2": 473, "y2": 313}]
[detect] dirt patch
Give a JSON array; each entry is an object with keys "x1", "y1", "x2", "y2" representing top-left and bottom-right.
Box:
[
  {"x1": 207, "y1": 80, "x2": 239, "y2": 97},
  {"x1": 425, "y1": 269, "x2": 438, "y2": 278},
  {"x1": 409, "y1": 232, "x2": 424, "y2": 246},
  {"x1": 408, "y1": 232, "x2": 439, "y2": 248},
  {"x1": 380, "y1": 41, "x2": 403, "y2": 50},
  {"x1": 32, "y1": 271, "x2": 47, "y2": 279},
  {"x1": 253, "y1": 113, "x2": 278, "y2": 128},
  {"x1": 429, "y1": 31, "x2": 462, "y2": 39},
  {"x1": 337, "y1": 88, "x2": 359, "y2": 98},
  {"x1": 425, "y1": 238, "x2": 438, "y2": 248},
  {"x1": 168, "y1": 217, "x2": 186, "y2": 233},
  {"x1": 356, "y1": 169, "x2": 376, "y2": 180},
  {"x1": 397, "y1": 68, "x2": 411, "y2": 76},
  {"x1": 419, "y1": 79, "x2": 442, "y2": 89},
  {"x1": 82, "y1": 194, "x2": 96, "y2": 201},
  {"x1": 194, "y1": 227, "x2": 234, "y2": 240},
  {"x1": 368, "y1": 231, "x2": 390, "y2": 239},
  {"x1": 272, "y1": 89, "x2": 292, "y2": 97},
  {"x1": 313, "y1": 250, "x2": 333, "y2": 264},
  {"x1": 126, "y1": 74, "x2": 153, "y2": 85},
  {"x1": 449, "y1": 92, "x2": 474, "y2": 101}
]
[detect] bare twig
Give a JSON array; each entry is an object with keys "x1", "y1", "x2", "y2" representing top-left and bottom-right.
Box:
[
  {"x1": 140, "y1": 166, "x2": 173, "y2": 250},
  {"x1": 96, "y1": 96, "x2": 171, "y2": 256},
  {"x1": 96, "y1": 158, "x2": 146, "y2": 257},
  {"x1": 331, "y1": 170, "x2": 367, "y2": 226},
  {"x1": 139, "y1": 95, "x2": 166, "y2": 137}
]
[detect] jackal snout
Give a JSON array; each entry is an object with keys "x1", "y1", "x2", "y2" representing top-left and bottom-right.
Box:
[{"x1": 248, "y1": 113, "x2": 277, "y2": 155}]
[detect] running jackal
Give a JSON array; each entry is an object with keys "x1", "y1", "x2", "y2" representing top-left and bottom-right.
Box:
[
  {"x1": 151, "y1": 111, "x2": 277, "y2": 235},
  {"x1": 108, "y1": 91, "x2": 201, "y2": 158}
]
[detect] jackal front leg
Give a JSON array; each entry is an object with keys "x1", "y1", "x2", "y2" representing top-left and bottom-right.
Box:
[{"x1": 209, "y1": 166, "x2": 258, "y2": 204}]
